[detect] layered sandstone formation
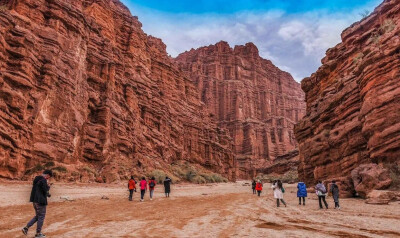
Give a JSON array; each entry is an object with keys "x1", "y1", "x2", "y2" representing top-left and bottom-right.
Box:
[
  {"x1": 256, "y1": 149, "x2": 299, "y2": 175},
  {"x1": 0, "y1": 0, "x2": 235, "y2": 181},
  {"x1": 176, "y1": 42, "x2": 305, "y2": 177},
  {"x1": 295, "y1": 0, "x2": 400, "y2": 196}
]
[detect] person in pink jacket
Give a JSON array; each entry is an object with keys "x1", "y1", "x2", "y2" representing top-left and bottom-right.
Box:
[{"x1": 139, "y1": 177, "x2": 147, "y2": 202}]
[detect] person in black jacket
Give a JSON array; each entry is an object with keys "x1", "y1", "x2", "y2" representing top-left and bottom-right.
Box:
[
  {"x1": 163, "y1": 177, "x2": 172, "y2": 197},
  {"x1": 330, "y1": 180, "x2": 340, "y2": 209},
  {"x1": 22, "y1": 170, "x2": 53, "y2": 237},
  {"x1": 251, "y1": 180, "x2": 257, "y2": 194}
]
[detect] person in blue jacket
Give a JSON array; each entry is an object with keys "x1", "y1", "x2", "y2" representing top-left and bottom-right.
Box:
[{"x1": 297, "y1": 182, "x2": 307, "y2": 205}]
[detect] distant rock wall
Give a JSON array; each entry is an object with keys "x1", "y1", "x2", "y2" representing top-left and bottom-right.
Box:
[
  {"x1": 295, "y1": 0, "x2": 400, "y2": 196},
  {"x1": 176, "y1": 42, "x2": 305, "y2": 177},
  {"x1": 0, "y1": 0, "x2": 235, "y2": 181},
  {"x1": 256, "y1": 150, "x2": 299, "y2": 175}
]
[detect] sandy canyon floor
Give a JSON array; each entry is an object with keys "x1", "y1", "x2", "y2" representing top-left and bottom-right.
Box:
[{"x1": 0, "y1": 181, "x2": 399, "y2": 238}]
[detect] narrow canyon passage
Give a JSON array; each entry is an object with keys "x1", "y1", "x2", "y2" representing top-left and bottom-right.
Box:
[{"x1": 0, "y1": 182, "x2": 399, "y2": 237}]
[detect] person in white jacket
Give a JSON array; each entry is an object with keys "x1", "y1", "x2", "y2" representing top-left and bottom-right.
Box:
[{"x1": 272, "y1": 180, "x2": 287, "y2": 207}]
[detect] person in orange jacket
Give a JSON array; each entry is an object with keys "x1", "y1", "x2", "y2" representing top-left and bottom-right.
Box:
[
  {"x1": 128, "y1": 176, "x2": 136, "y2": 201},
  {"x1": 148, "y1": 177, "x2": 156, "y2": 200},
  {"x1": 255, "y1": 180, "x2": 263, "y2": 197}
]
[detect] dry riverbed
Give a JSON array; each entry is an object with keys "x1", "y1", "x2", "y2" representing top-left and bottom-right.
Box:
[{"x1": 0, "y1": 180, "x2": 399, "y2": 237}]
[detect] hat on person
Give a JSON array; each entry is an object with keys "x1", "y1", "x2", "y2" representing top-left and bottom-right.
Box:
[{"x1": 43, "y1": 169, "x2": 53, "y2": 177}]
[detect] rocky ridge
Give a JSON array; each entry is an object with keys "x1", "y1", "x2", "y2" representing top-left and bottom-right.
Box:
[
  {"x1": 0, "y1": 0, "x2": 235, "y2": 181},
  {"x1": 295, "y1": 0, "x2": 400, "y2": 196},
  {"x1": 176, "y1": 41, "x2": 305, "y2": 177}
]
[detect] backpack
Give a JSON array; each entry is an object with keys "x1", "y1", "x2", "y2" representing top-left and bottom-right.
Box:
[
  {"x1": 149, "y1": 180, "x2": 155, "y2": 188},
  {"x1": 332, "y1": 184, "x2": 339, "y2": 194},
  {"x1": 317, "y1": 184, "x2": 327, "y2": 194},
  {"x1": 281, "y1": 187, "x2": 285, "y2": 193},
  {"x1": 256, "y1": 183, "x2": 262, "y2": 190}
]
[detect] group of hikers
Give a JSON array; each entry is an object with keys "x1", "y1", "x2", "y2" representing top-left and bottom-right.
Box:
[
  {"x1": 251, "y1": 179, "x2": 340, "y2": 209},
  {"x1": 127, "y1": 176, "x2": 172, "y2": 202},
  {"x1": 22, "y1": 169, "x2": 341, "y2": 237},
  {"x1": 21, "y1": 170, "x2": 173, "y2": 237}
]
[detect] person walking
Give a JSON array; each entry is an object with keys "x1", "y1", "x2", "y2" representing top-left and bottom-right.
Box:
[
  {"x1": 163, "y1": 176, "x2": 172, "y2": 197},
  {"x1": 22, "y1": 170, "x2": 53, "y2": 237},
  {"x1": 297, "y1": 182, "x2": 307, "y2": 205},
  {"x1": 139, "y1": 177, "x2": 147, "y2": 202},
  {"x1": 133, "y1": 177, "x2": 137, "y2": 192},
  {"x1": 315, "y1": 181, "x2": 328, "y2": 209},
  {"x1": 272, "y1": 180, "x2": 287, "y2": 207},
  {"x1": 255, "y1": 180, "x2": 263, "y2": 196},
  {"x1": 330, "y1": 180, "x2": 340, "y2": 209},
  {"x1": 252, "y1": 180, "x2": 257, "y2": 194},
  {"x1": 148, "y1": 177, "x2": 156, "y2": 200},
  {"x1": 128, "y1": 176, "x2": 136, "y2": 201}
]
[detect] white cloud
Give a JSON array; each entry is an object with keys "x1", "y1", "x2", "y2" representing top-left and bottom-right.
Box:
[{"x1": 124, "y1": 1, "x2": 381, "y2": 81}]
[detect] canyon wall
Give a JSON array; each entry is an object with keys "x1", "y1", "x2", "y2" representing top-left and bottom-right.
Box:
[
  {"x1": 0, "y1": 0, "x2": 235, "y2": 181},
  {"x1": 295, "y1": 0, "x2": 400, "y2": 196},
  {"x1": 176, "y1": 42, "x2": 305, "y2": 177}
]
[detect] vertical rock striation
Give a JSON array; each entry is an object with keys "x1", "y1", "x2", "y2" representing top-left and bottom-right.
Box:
[
  {"x1": 0, "y1": 0, "x2": 235, "y2": 181},
  {"x1": 176, "y1": 41, "x2": 305, "y2": 177},
  {"x1": 295, "y1": 0, "x2": 400, "y2": 196}
]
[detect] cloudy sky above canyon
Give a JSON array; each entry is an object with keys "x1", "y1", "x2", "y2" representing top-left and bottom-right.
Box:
[{"x1": 121, "y1": 0, "x2": 381, "y2": 81}]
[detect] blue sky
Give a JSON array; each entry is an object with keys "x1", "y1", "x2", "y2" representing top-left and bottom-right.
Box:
[{"x1": 120, "y1": 0, "x2": 382, "y2": 81}]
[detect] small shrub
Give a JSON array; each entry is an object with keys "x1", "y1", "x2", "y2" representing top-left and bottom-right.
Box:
[
  {"x1": 170, "y1": 161, "x2": 227, "y2": 183},
  {"x1": 191, "y1": 175, "x2": 206, "y2": 184},
  {"x1": 44, "y1": 161, "x2": 55, "y2": 168},
  {"x1": 71, "y1": 171, "x2": 80, "y2": 177},
  {"x1": 148, "y1": 169, "x2": 168, "y2": 184},
  {"x1": 380, "y1": 19, "x2": 395, "y2": 34},
  {"x1": 83, "y1": 166, "x2": 95, "y2": 174},
  {"x1": 369, "y1": 32, "x2": 381, "y2": 46},
  {"x1": 352, "y1": 52, "x2": 364, "y2": 64},
  {"x1": 359, "y1": 10, "x2": 370, "y2": 19},
  {"x1": 387, "y1": 163, "x2": 400, "y2": 189},
  {"x1": 210, "y1": 173, "x2": 227, "y2": 183},
  {"x1": 281, "y1": 170, "x2": 299, "y2": 184},
  {"x1": 199, "y1": 172, "x2": 228, "y2": 183},
  {"x1": 148, "y1": 169, "x2": 180, "y2": 184},
  {"x1": 200, "y1": 173, "x2": 214, "y2": 183},
  {"x1": 25, "y1": 164, "x2": 45, "y2": 175},
  {"x1": 185, "y1": 169, "x2": 198, "y2": 181},
  {"x1": 0, "y1": 5, "x2": 8, "y2": 12},
  {"x1": 172, "y1": 166, "x2": 186, "y2": 178},
  {"x1": 34, "y1": 164, "x2": 45, "y2": 171},
  {"x1": 53, "y1": 166, "x2": 67, "y2": 173},
  {"x1": 256, "y1": 169, "x2": 299, "y2": 184}
]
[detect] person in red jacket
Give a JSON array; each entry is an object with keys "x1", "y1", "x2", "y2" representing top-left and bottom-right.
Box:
[
  {"x1": 128, "y1": 176, "x2": 136, "y2": 201},
  {"x1": 148, "y1": 177, "x2": 156, "y2": 200},
  {"x1": 255, "y1": 180, "x2": 263, "y2": 197},
  {"x1": 139, "y1": 177, "x2": 147, "y2": 202}
]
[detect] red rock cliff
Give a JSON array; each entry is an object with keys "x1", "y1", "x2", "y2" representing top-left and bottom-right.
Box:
[
  {"x1": 295, "y1": 0, "x2": 400, "y2": 196},
  {"x1": 0, "y1": 0, "x2": 235, "y2": 181},
  {"x1": 175, "y1": 42, "x2": 305, "y2": 177}
]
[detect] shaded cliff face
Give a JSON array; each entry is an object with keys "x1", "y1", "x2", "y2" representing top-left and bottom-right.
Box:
[
  {"x1": 175, "y1": 42, "x2": 305, "y2": 177},
  {"x1": 295, "y1": 0, "x2": 400, "y2": 196},
  {"x1": 0, "y1": 0, "x2": 235, "y2": 181}
]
